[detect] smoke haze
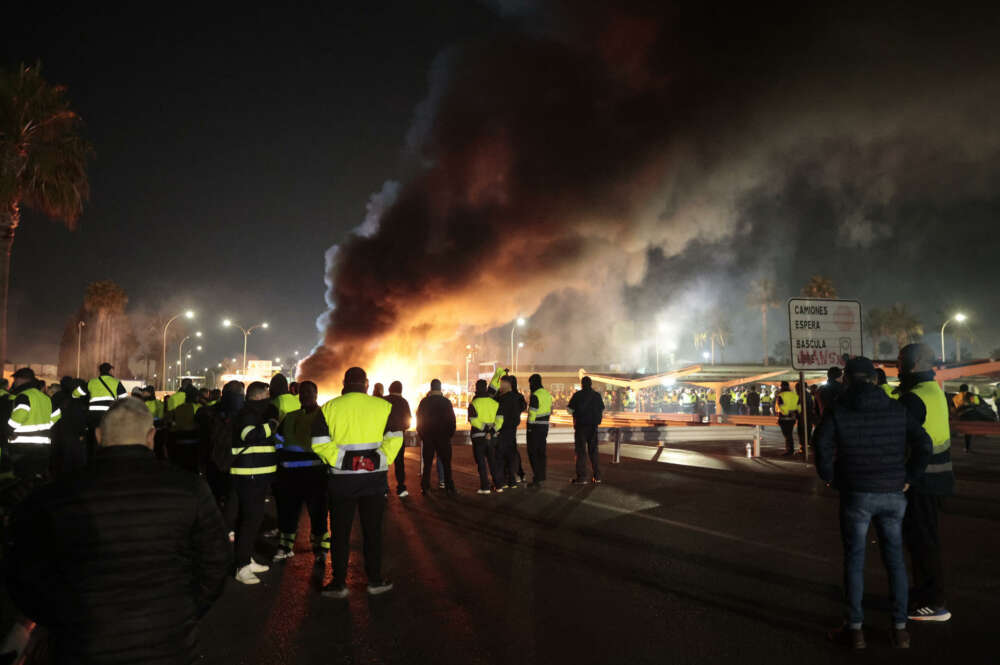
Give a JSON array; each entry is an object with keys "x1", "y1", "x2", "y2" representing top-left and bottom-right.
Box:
[{"x1": 301, "y1": 1, "x2": 1000, "y2": 385}]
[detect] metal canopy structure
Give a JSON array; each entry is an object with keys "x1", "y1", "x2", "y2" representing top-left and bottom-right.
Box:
[{"x1": 581, "y1": 364, "x2": 831, "y2": 414}]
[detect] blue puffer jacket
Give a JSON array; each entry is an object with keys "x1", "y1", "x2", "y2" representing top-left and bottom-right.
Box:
[{"x1": 814, "y1": 382, "x2": 932, "y2": 493}]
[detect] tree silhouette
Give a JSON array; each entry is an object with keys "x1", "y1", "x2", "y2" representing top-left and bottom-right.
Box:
[
  {"x1": 801, "y1": 275, "x2": 837, "y2": 299},
  {"x1": 747, "y1": 279, "x2": 781, "y2": 365},
  {"x1": 1, "y1": 63, "x2": 92, "y2": 365}
]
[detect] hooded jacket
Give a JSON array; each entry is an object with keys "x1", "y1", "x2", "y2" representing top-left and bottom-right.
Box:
[{"x1": 814, "y1": 382, "x2": 932, "y2": 493}]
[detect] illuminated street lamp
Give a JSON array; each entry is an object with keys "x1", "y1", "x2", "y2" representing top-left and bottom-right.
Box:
[
  {"x1": 178, "y1": 331, "x2": 202, "y2": 386},
  {"x1": 161, "y1": 310, "x2": 194, "y2": 391},
  {"x1": 702, "y1": 351, "x2": 711, "y2": 361},
  {"x1": 510, "y1": 317, "x2": 525, "y2": 369},
  {"x1": 515, "y1": 341, "x2": 525, "y2": 375},
  {"x1": 223, "y1": 319, "x2": 269, "y2": 374},
  {"x1": 940, "y1": 313, "x2": 967, "y2": 364}
]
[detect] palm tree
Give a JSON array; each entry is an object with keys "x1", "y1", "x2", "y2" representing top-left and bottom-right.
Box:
[
  {"x1": 694, "y1": 316, "x2": 730, "y2": 365},
  {"x1": 801, "y1": 275, "x2": 837, "y2": 299},
  {"x1": 0, "y1": 63, "x2": 92, "y2": 366},
  {"x1": 746, "y1": 279, "x2": 781, "y2": 365},
  {"x1": 867, "y1": 308, "x2": 890, "y2": 358},
  {"x1": 884, "y1": 304, "x2": 923, "y2": 351}
]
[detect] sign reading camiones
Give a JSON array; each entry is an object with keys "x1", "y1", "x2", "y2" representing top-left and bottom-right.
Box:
[{"x1": 787, "y1": 298, "x2": 863, "y2": 370}]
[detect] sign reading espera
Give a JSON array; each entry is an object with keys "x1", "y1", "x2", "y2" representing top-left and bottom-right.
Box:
[{"x1": 788, "y1": 298, "x2": 863, "y2": 370}]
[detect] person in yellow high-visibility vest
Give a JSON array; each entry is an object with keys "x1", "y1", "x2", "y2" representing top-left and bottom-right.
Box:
[
  {"x1": 526, "y1": 373, "x2": 552, "y2": 487},
  {"x1": 776, "y1": 380, "x2": 800, "y2": 456},
  {"x1": 897, "y1": 343, "x2": 954, "y2": 623},
  {"x1": 310, "y1": 367, "x2": 402, "y2": 599}
]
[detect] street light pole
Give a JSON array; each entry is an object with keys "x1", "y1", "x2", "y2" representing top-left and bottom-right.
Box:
[
  {"x1": 510, "y1": 318, "x2": 525, "y2": 369},
  {"x1": 940, "y1": 313, "x2": 967, "y2": 365},
  {"x1": 161, "y1": 310, "x2": 194, "y2": 391},
  {"x1": 223, "y1": 319, "x2": 269, "y2": 375},
  {"x1": 516, "y1": 342, "x2": 524, "y2": 375},
  {"x1": 76, "y1": 320, "x2": 85, "y2": 378}
]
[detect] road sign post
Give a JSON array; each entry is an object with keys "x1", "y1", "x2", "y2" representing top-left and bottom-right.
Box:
[{"x1": 788, "y1": 298, "x2": 864, "y2": 461}]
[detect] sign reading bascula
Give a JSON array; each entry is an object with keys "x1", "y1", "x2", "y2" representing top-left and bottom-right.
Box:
[{"x1": 787, "y1": 298, "x2": 863, "y2": 370}]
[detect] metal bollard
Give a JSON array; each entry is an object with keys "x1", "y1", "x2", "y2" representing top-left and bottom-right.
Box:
[
  {"x1": 612, "y1": 428, "x2": 622, "y2": 464},
  {"x1": 753, "y1": 425, "x2": 761, "y2": 457}
]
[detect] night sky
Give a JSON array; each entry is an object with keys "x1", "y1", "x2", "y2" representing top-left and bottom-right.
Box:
[
  {"x1": 5, "y1": 2, "x2": 1000, "y2": 375},
  {"x1": 4, "y1": 2, "x2": 497, "y2": 365}
]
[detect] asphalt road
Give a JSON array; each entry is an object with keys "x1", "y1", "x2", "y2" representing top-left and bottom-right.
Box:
[{"x1": 201, "y1": 434, "x2": 1000, "y2": 665}]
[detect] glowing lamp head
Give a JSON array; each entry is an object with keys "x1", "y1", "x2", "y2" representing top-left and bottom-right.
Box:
[
  {"x1": 196, "y1": 345, "x2": 202, "y2": 351},
  {"x1": 184, "y1": 310, "x2": 194, "y2": 319},
  {"x1": 516, "y1": 317, "x2": 525, "y2": 326},
  {"x1": 262, "y1": 322, "x2": 269, "y2": 329},
  {"x1": 518, "y1": 342, "x2": 524, "y2": 348},
  {"x1": 195, "y1": 331, "x2": 202, "y2": 337},
  {"x1": 954, "y1": 313, "x2": 967, "y2": 323},
  {"x1": 702, "y1": 351, "x2": 711, "y2": 360},
  {"x1": 222, "y1": 319, "x2": 232, "y2": 327}
]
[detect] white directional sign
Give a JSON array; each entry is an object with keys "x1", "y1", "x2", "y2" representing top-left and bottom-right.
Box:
[{"x1": 788, "y1": 298, "x2": 863, "y2": 370}]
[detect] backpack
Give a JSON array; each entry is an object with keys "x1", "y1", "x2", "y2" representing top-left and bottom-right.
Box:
[{"x1": 209, "y1": 412, "x2": 236, "y2": 472}]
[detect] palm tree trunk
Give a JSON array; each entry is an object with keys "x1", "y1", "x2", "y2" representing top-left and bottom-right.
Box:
[
  {"x1": 761, "y1": 306, "x2": 768, "y2": 366},
  {"x1": 0, "y1": 205, "x2": 19, "y2": 370}
]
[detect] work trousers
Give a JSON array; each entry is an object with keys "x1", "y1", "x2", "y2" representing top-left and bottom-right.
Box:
[
  {"x1": 421, "y1": 437, "x2": 454, "y2": 490},
  {"x1": 329, "y1": 489, "x2": 385, "y2": 585},
  {"x1": 224, "y1": 474, "x2": 272, "y2": 567},
  {"x1": 471, "y1": 435, "x2": 494, "y2": 490},
  {"x1": 779, "y1": 418, "x2": 797, "y2": 453},
  {"x1": 573, "y1": 425, "x2": 600, "y2": 481},
  {"x1": 276, "y1": 466, "x2": 329, "y2": 552},
  {"x1": 526, "y1": 423, "x2": 549, "y2": 482},
  {"x1": 394, "y1": 447, "x2": 407, "y2": 492},
  {"x1": 903, "y1": 489, "x2": 947, "y2": 608},
  {"x1": 494, "y1": 432, "x2": 519, "y2": 487}
]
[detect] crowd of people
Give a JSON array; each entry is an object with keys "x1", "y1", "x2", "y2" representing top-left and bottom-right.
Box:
[
  {"x1": 0, "y1": 341, "x2": 985, "y2": 657},
  {"x1": 0, "y1": 360, "x2": 610, "y2": 662}
]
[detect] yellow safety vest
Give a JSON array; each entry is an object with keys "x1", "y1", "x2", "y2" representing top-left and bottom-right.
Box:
[
  {"x1": 529, "y1": 388, "x2": 552, "y2": 424},
  {"x1": 469, "y1": 396, "x2": 502, "y2": 436},
  {"x1": 272, "y1": 393, "x2": 301, "y2": 422},
  {"x1": 313, "y1": 392, "x2": 402, "y2": 474},
  {"x1": 910, "y1": 381, "x2": 950, "y2": 454},
  {"x1": 777, "y1": 390, "x2": 799, "y2": 415}
]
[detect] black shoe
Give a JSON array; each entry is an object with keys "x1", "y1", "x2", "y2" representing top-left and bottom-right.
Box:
[
  {"x1": 446, "y1": 487, "x2": 458, "y2": 496},
  {"x1": 438, "y1": 481, "x2": 446, "y2": 489},
  {"x1": 528, "y1": 480, "x2": 543, "y2": 489},
  {"x1": 321, "y1": 582, "x2": 348, "y2": 599},
  {"x1": 397, "y1": 487, "x2": 409, "y2": 498},
  {"x1": 891, "y1": 628, "x2": 910, "y2": 649},
  {"x1": 781, "y1": 451, "x2": 794, "y2": 457},
  {"x1": 367, "y1": 579, "x2": 394, "y2": 595},
  {"x1": 828, "y1": 626, "x2": 865, "y2": 650},
  {"x1": 592, "y1": 477, "x2": 603, "y2": 484},
  {"x1": 570, "y1": 478, "x2": 589, "y2": 485}
]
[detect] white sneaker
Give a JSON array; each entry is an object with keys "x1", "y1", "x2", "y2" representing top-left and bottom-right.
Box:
[
  {"x1": 227, "y1": 531, "x2": 235, "y2": 543},
  {"x1": 234, "y1": 565, "x2": 260, "y2": 585},
  {"x1": 273, "y1": 548, "x2": 295, "y2": 561},
  {"x1": 477, "y1": 489, "x2": 491, "y2": 495},
  {"x1": 249, "y1": 558, "x2": 270, "y2": 573}
]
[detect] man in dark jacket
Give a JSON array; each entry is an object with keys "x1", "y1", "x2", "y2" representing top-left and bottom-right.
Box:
[
  {"x1": 817, "y1": 366, "x2": 845, "y2": 419},
  {"x1": 383, "y1": 380, "x2": 412, "y2": 497},
  {"x1": 814, "y1": 357, "x2": 932, "y2": 650},
  {"x1": 417, "y1": 379, "x2": 457, "y2": 494},
  {"x1": 567, "y1": 376, "x2": 605, "y2": 484},
  {"x1": 50, "y1": 378, "x2": 89, "y2": 478},
  {"x1": 7, "y1": 397, "x2": 230, "y2": 665},
  {"x1": 494, "y1": 375, "x2": 525, "y2": 489},
  {"x1": 746, "y1": 386, "x2": 761, "y2": 416},
  {"x1": 896, "y1": 343, "x2": 956, "y2": 623}
]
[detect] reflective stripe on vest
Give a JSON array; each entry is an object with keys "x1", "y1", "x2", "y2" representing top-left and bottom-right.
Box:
[
  {"x1": 230, "y1": 465, "x2": 278, "y2": 475},
  {"x1": 314, "y1": 392, "x2": 398, "y2": 474},
  {"x1": 909, "y1": 381, "x2": 950, "y2": 454}
]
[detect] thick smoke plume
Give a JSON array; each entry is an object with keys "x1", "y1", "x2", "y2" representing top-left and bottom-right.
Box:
[{"x1": 301, "y1": 1, "x2": 1000, "y2": 386}]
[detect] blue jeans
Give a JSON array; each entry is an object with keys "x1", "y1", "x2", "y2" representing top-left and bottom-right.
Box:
[{"x1": 839, "y1": 491, "x2": 909, "y2": 628}]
